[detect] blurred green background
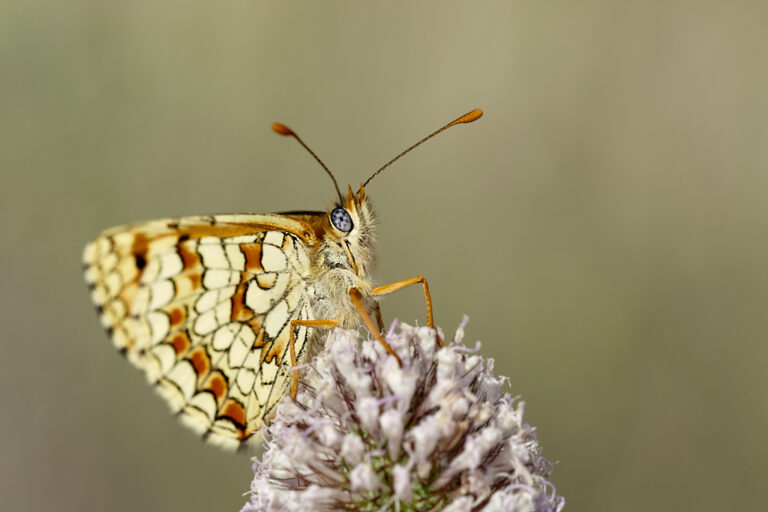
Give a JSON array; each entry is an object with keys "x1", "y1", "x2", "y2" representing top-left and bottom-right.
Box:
[{"x1": 2, "y1": 1, "x2": 767, "y2": 511}]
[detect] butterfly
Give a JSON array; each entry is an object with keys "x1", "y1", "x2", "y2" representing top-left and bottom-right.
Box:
[{"x1": 83, "y1": 108, "x2": 483, "y2": 450}]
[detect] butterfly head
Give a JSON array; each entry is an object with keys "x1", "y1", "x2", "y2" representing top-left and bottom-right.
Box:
[{"x1": 323, "y1": 184, "x2": 375, "y2": 277}]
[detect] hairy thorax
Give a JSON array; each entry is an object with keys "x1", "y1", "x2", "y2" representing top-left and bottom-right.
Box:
[{"x1": 306, "y1": 237, "x2": 376, "y2": 330}]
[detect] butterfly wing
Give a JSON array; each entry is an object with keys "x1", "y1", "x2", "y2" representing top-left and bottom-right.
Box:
[{"x1": 83, "y1": 214, "x2": 322, "y2": 450}]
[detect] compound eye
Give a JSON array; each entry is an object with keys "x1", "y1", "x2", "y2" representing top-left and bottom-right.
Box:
[{"x1": 330, "y1": 207, "x2": 354, "y2": 232}]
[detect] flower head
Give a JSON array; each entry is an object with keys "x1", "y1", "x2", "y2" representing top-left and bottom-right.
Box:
[{"x1": 242, "y1": 319, "x2": 564, "y2": 512}]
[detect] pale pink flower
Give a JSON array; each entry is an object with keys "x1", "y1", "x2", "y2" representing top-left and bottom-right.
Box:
[{"x1": 241, "y1": 319, "x2": 564, "y2": 512}]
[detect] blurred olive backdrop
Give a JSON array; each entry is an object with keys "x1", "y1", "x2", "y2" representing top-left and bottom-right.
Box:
[{"x1": 2, "y1": 1, "x2": 767, "y2": 511}]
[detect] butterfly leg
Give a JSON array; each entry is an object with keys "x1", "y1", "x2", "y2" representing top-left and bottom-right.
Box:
[
  {"x1": 371, "y1": 276, "x2": 444, "y2": 346},
  {"x1": 373, "y1": 302, "x2": 385, "y2": 332},
  {"x1": 349, "y1": 288, "x2": 402, "y2": 365},
  {"x1": 289, "y1": 319, "x2": 339, "y2": 398}
]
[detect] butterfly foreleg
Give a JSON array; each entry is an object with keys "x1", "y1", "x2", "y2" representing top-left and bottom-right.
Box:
[
  {"x1": 370, "y1": 276, "x2": 444, "y2": 346},
  {"x1": 348, "y1": 288, "x2": 402, "y2": 365},
  {"x1": 289, "y1": 319, "x2": 339, "y2": 398},
  {"x1": 373, "y1": 302, "x2": 385, "y2": 332}
]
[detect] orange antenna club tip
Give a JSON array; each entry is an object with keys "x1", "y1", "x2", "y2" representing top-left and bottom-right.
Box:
[
  {"x1": 452, "y1": 108, "x2": 483, "y2": 125},
  {"x1": 271, "y1": 123, "x2": 295, "y2": 136},
  {"x1": 362, "y1": 107, "x2": 484, "y2": 187}
]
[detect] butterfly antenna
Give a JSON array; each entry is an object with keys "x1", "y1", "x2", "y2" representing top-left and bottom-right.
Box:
[
  {"x1": 272, "y1": 122, "x2": 344, "y2": 202},
  {"x1": 362, "y1": 108, "x2": 483, "y2": 188}
]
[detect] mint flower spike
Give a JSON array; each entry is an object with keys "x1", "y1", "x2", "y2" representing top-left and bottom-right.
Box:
[{"x1": 241, "y1": 319, "x2": 565, "y2": 512}]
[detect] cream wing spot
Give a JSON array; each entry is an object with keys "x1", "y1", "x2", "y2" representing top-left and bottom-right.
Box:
[
  {"x1": 144, "y1": 233, "x2": 177, "y2": 257},
  {"x1": 157, "y1": 252, "x2": 183, "y2": 279},
  {"x1": 253, "y1": 362, "x2": 280, "y2": 405},
  {"x1": 134, "y1": 319, "x2": 152, "y2": 349},
  {"x1": 95, "y1": 237, "x2": 111, "y2": 258},
  {"x1": 228, "y1": 335, "x2": 250, "y2": 368},
  {"x1": 103, "y1": 299, "x2": 126, "y2": 327},
  {"x1": 212, "y1": 324, "x2": 237, "y2": 351},
  {"x1": 179, "y1": 410, "x2": 209, "y2": 435},
  {"x1": 154, "y1": 381, "x2": 184, "y2": 414},
  {"x1": 90, "y1": 286, "x2": 106, "y2": 307},
  {"x1": 243, "y1": 349, "x2": 261, "y2": 371},
  {"x1": 195, "y1": 289, "x2": 220, "y2": 313},
  {"x1": 226, "y1": 234, "x2": 260, "y2": 244},
  {"x1": 104, "y1": 271, "x2": 122, "y2": 298},
  {"x1": 256, "y1": 362, "x2": 279, "y2": 398},
  {"x1": 170, "y1": 273, "x2": 197, "y2": 299},
  {"x1": 203, "y1": 269, "x2": 239, "y2": 289},
  {"x1": 263, "y1": 231, "x2": 284, "y2": 247},
  {"x1": 235, "y1": 325, "x2": 256, "y2": 350},
  {"x1": 214, "y1": 300, "x2": 231, "y2": 325},
  {"x1": 260, "y1": 244, "x2": 287, "y2": 272},
  {"x1": 198, "y1": 235, "x2": 220, "y2": 245},
  {"x1": 101, "y1": 251, "x2": 119, "y2": 273},
  {"x1": 83, "y1": 266, "x2": 97, "y2": 285},
  {"x1": 194, "y1": 310, "x2": 217, "y2": 336},
  {"x1": 167, "y1": 361, "x2": 197, "y2": 401},
  {"x1": 208, "y1": 423, "x2": 242, "y2": 450},
  {"x1": 132, "y1": 287, "x2": 150, "y2": 315},
  {"x1": 111, "y1": 231, "x2": 134, "y2": 248},
  {"x1": 285, "y1": 283, "x2": 304, "y2": 312},
  {"x1": 195, "y1": 287, "x2": 236, "y2": 315},
  {"x1": 149, "y1": 280, "x2": 175, "y2": 310},
  {"x1": 140, "y1": 258, "x2": 161, "y2": 283},
  {"x1": 117, "y1": 259, "x2": 139, "y2": 286},
  {"x1": 188, "y1": 393, "x2": 217, "y2": 422},
  {"x1": 255, "y1": 273, "x2": 277, "y2": 289},
  {"x1": 147, "y1": 311, "x2": 170, "y2": 345},
  {"x1": 293, "y1": 324, "x2": 309, "y2": 357},
  {"x1": 194, "y1": 301, "x2": 232, "y2": 335},
  {"x1": 152, "y1": 343, "x2": 177, "y2": 376},
  {"x1": 245, "y1": 273, "x2": 289, "y2": 314},
  {"x1": 83, "y1": 241, "x2": 97, "y2": 264},
  {"x1": 264, "y1": 300, "x2": 289, "y2": 339},
  {"x1": 111, "y1": 328, "x2": 129, "y2": 351},
  {"x1": 236, "y1": 369, "x2": 256, "y2": 394},
  {"x1": 225, "y1": 244, "x2": 245, "y2": 271},
  {"x1": 198, "y1": 243, "x2": 228, "y2": 269}
]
